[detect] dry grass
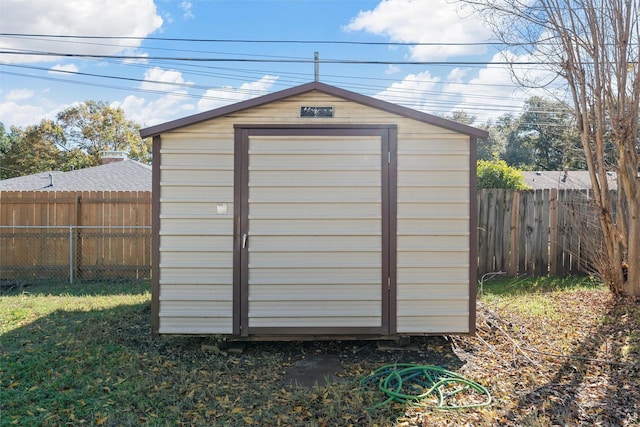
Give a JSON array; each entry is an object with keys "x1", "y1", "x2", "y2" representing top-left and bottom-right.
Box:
[{"x1": 1, "y1": 277, "x2": 638, "y2": 426}]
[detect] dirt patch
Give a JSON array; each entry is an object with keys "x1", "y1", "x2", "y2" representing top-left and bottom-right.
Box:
[{"x1": 283, "y1": 353, "x2": 347, "y2": 389}]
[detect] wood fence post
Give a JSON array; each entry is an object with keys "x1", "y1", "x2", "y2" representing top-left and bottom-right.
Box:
[
  {"x1": 486, "y1": 189, "x2": 497, "y2": 273},
  {"x1": 539, "y1": 189, "x2": 550, "y2": 276},
  {"x1": 549, "y1": 188, "x2": 558, "y2": 276},
  {"x1": 477, "y1": 189, "x2": 488, "y2": 278},
  {"x1": 501, "y1": 190, "x2": 513, "y2": 273},
  {"x1": 509, "y1": 191, "x2": 520, "y2": 276}
]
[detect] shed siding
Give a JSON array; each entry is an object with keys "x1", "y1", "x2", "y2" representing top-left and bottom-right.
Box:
[
  {"x1": 155, "y1": 89, "x2": 472, "y2": 335},
  {"x1": 396, "y1": 135, "x2": 471, "y2": 333},
  {"x1": 157, "y1": 134, "x2": 234, "y2": 334}
]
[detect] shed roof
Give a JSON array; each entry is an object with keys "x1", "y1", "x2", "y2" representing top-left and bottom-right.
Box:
[
  {"x1": 140, "y1": 81, "x2": 489, "y2": 139},
  {"x1": 0, "y1": 159, "x2": 151, "y2": 191}
]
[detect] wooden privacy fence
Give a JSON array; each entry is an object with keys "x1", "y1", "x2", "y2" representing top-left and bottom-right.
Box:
[
  {"x1": 0, "y1": 191, "x2": 151, "y2": 282},
  {"x1": 0, "y1": 189, "x2": 612, "y2": 282},
  {"x1": 477, "y1": 188, "x2": 609, "y2": 278}
]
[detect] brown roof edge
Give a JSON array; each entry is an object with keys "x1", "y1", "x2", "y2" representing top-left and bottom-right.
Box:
[{"x1": 139, "y1": 81, "x2": 489, "y2": 139}]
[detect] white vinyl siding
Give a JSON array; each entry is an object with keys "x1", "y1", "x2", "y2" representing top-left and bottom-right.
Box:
[
  {"x1": 154, "y1": 89, "x2": 473, "y2": 336},
  {"x1": 157, "y1": 135, "x2": 234, "y2": 334},
  {"x1": 246, "y1": 135, "x2": 383, "y2": 329},
  {"x1": 396, "y1": 136, "x2": 471, "y2": 333}
]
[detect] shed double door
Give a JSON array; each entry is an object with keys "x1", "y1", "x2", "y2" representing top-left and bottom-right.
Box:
[{"x1": 234, "y1": 126, "x2": 396, "y2": 336}]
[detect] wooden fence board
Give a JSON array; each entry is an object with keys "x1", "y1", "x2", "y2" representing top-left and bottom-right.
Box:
[
  {"x1": 1, "y1": 191, "x2": 151, "y2": 281},
  {"x1": 475, "y1": 188, "x2": 620, "y2": 279},
  {"x1": 0, "y1": 188, "x2": 619, "y2": 281},
  {"x1": 477, "y1": 189, "x2": 489, "y2": 274},
  {"x1": 549, "y1": 189, "x2": 559, "y2": 275},
  {"x1": 537, "y1": 190, "x2": 550, "y2": 276},
  {"x1": 500, "y1": 190, "x2": 513, "y2": 273},
  {"x1": 493, "y1": 189, "x2": 505, "y2": 272},
  {"x1": 508, "y1": 191, "x2": 520, "y2": 276}
]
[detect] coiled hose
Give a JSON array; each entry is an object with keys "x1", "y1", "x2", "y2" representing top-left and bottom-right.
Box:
[{"x1": 360, "y1": 364, "x2": 492, "y2": 410}]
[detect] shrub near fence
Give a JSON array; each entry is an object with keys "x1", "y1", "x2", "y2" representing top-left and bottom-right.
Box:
[
  {"x1": 0, "y1": 191, "x2": 151, "y2": 282},
  {"x1": 477, "y1": 188, "x2": 609, "y2": 278}
]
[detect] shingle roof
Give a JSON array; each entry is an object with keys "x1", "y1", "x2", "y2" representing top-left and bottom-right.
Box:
[
  {"x1": 522, "y1": 170, "x2": 618, "y2": 190},
  {"x1": 0, "y1": 160, "x2": 151, "y2": 191}
]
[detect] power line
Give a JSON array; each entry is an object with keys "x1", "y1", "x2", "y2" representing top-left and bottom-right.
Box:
[
  {"x1": 0, "y1": 68, "x2": 533, "y2": 117},
  {"x1": 0, "y1": 62, "x2": 533, "y2": 105},
  {"x1": 0, "y1": 33, "x2": 511, "y2": 46},
  {"x1": 0, "y1": 49, "x2": 556, "y2": 66}
]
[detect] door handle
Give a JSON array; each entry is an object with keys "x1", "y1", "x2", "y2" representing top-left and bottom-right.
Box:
[{"x1": 242, "y1": 233, "x2": 248, "y2": 249}]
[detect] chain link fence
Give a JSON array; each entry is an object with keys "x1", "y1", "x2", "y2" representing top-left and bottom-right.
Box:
[{"x1": 0, "y1": 225, "x2": 151, "y2": 284}]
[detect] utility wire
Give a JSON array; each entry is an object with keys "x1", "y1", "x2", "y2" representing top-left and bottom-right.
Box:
[
  {"x1": 0, "y1": 69, "x2": 530, "y2": 115},
  {"x1": 0, "y1": 49, "x2": 556, "y2": 66},
  {"x1": 0, "y1": 62, "x2": 531, "y2": 105},
  {"x1": 0, "y1": 33, "x2": 512, "y2": 46}
]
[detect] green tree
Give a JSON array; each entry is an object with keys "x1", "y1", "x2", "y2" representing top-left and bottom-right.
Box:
[
  {"x1": 0, "y1": 122, "x2": 20, "y2": 179},
  {"x1": 0, "y1": 122, "x2": 10, "y2": 153},
  {"x1": 1, "y1": 121, "x2": 65, "y2": 178},
  {"x1": 477, "y1": 159, "x2": 529, "y2": 189},
  {"x1": 0, "y1": 102, "x2": 149, "y2": 179},
  {"x1": 516, "y1": 97, "x2": 584, "y2": 170},
  {"x1": 445, "y1": 110, "x2": 477, "y2": 125},
  {"x1": 56, "y1": 101, "x2": 151, "y2": 163},
  {"x1": 502, "y1": 114, "x2": 537, "y2": 170},
  {"x1": 461, "y1": 0, "x2": 640, "y2": 294},
  {"x1": 0, "y1": 120, "x2": 96, "y2": 179},
  {"x1": 478, "y1": 114, "x2": 516, "y2": 161}
]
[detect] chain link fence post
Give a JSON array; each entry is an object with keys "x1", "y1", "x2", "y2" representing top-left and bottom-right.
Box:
[{"x1": 69, "y1": 225, "x2": 74, "y2": 284}]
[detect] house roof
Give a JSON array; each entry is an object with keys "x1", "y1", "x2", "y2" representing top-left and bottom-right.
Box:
[
  {"x1": 0, "y1": 159, "x2": 151, "y2": 191},
  {"x1": 140, "y1": 81, "x2": 489, "y2": 139},
  {"x1": 522, "y1": 170, "x2": 618, "y2": 190}
]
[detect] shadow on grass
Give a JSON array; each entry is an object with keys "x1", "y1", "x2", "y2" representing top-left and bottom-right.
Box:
[
  {"x1": 505, "y1": 295, "x2": 640, "y2": 425},
  {"x1": 1, "y1": 294, "x2": 465, "y2": 426}
]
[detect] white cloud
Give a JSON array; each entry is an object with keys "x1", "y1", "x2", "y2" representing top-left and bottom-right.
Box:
[
  {"x1": 197, "y1": 75, "x2": 279, "y2": 112},
  {"x1": 1, "y1": 75, "x2": 281, "y2": 130},
  {"x1": 385, "y1": 65, "x2": 401, "y2": 75},
  {"x1": 0, "y1": 0, "x2": 163, "y2": 63},
  {"x1": 139, "y1": 67, "x2": 194, "y2": 92},
  {"x1": 113, "y1": 75, "x2": 280, "y2": 126},
  {"x1": 0, "y1": 98, "x2": 71, "y2": 128},
  {"x1": 0, "y1": 102, "x2": 46, "y2": 128},
  {"x1": 5, "y1": 89, "x2": 35, "y2": 102},
  {"x1": 375, "y1": 70, "x2": 444, "y2": 110},
  {"x1": 111, "y1": 94, "x2": 194, "y2": 128},
  {"x1": 180, "y1": 1, "x2": 194, "y2": 20},
  {"x1": 446, "y1": 68, "x2": 468, "y2": 84},
  {"x1": 374, "y1": 62, "x2": 525, "y2": 123},
  {"x1": 344, "y1": 0, "x2": 492, "y2": 60},
  {"x1": 121, "y1": 49, "x2": 150, "y2": 65},
  {"x1": 49, "y1": 64, "x2": 79, "y2": 74}
]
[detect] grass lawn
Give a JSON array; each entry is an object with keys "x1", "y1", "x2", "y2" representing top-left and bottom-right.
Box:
[{"x1": 1, "y1": 277, "x2": 638, "y2": 426}]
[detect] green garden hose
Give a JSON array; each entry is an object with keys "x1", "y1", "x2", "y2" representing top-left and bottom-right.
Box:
[{"x1": 360, "y1": 364, "x2": 492, "y2": 410}]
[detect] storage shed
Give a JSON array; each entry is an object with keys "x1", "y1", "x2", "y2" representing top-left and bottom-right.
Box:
[{"x1": 140, "y1": 81, "x2": 488, "y2": 339}]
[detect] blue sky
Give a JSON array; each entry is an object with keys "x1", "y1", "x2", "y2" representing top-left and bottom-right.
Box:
[{"x1": 0, "y1": 0, "x2": 542, "y2": 130}]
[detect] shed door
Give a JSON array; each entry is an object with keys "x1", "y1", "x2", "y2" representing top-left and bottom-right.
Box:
[{"x1": 234, "y1": 127, "x2": 396, "y2": 336}]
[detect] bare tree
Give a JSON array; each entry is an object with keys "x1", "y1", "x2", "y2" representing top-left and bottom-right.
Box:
[{"x1": 460, "y1": 0, "x2": 639, "y2": 295}]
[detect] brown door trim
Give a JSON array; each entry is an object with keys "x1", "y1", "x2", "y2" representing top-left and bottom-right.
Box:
[{"x1": 233, "y1": 125, "x2": 397, "y2": 337}]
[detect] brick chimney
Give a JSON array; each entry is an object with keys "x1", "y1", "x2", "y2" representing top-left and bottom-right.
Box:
[{"x1": 101, "y1": 150, "x2": 128, "y2": 164}]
